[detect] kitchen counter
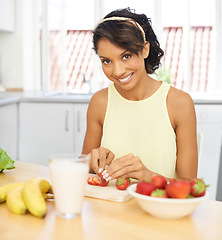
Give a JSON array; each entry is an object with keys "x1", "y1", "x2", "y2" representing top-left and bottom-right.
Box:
[
  {"x1": 0, "y1": 91, "x2": 93, "y2": 106},
  {"x1": 1, "y1": 90, "x2": 222, "y2": 106},
  {"x1": 1, "y1": 161, "x2": 222, "y2": 240}
]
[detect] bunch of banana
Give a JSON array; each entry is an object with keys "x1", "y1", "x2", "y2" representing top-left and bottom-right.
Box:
[
  {"x1": 23, "y1": 177, "x2": 51, "y2": 218},
  {"x1": 6, "y1": 185, "x2": 27, "y2": 214},
  {"x1": 0, "y1": 177, "x2": 52, "y2": 218},
  {"x1": 0, "y1": 182, "x2": 24, "y2": 203}
]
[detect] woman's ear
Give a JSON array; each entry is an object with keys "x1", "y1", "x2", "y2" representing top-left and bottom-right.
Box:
[{"x1": 142, "y1": 42, "x2": 150, "y2": 59}]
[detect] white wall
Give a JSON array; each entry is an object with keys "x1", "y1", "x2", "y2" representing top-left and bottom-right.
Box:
[{"x1": 0, "y1": 0, "x2": 40, "y2": 91}]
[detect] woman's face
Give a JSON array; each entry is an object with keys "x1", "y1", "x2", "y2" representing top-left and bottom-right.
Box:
[{"x1": 97, "y1": 38, "x2": 149, "y2": 91}]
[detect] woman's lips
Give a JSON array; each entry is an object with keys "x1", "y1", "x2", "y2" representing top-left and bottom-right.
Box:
[{"x1": 117, "y1": 73, "x2": 134, "y2": 83}]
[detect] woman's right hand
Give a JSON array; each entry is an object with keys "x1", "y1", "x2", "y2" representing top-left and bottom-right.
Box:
[{"x1": 89, "y1": 147, "x2": 115, "y2": 174}]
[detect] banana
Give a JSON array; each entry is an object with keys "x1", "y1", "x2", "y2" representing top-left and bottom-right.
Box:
[
  {"x1": 0, "y1": 182, "x2": 24, "y2": 203},
  {"x1": 6, "y1": 185, "x2": 27, "y2": 215},
  {"x1": 22, "y1": 177, "x2": 51, "y2": 218}
]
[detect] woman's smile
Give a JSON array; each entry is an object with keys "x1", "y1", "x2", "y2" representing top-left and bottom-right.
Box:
[{"x1": 116, "y1": 73, "x2": 134, "y2": 84}]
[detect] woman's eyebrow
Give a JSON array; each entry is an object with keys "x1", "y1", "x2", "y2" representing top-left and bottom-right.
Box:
[
  {"x1": 99, "y1": 56, "x2": 108, "y2": 59},
  {"x1": 120, "y1": 50, "x2": 129, "y2": 56},
  {"x1": 99, "y1": 50, "x2": 128, "y2": 59}
]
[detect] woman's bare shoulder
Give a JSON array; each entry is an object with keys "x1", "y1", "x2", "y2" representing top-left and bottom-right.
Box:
[
  {"x1": 87, "y1": 88, "x2": 108, "y2": 124},
  {"x1": 167, "y1": 85, "x2": 196, "y2": 126},
  {"x1": 89, "y1": 88, "x2": 108, "y2": 107},
  {"x1": 168, "y1": 86, "x2": 194, "y2": 109}
]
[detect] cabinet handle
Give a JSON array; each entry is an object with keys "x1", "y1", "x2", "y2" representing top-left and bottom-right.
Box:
[
  {"x1": 65, "y1": 111, "x2": 69, "y2": 131},
  {"x1": 77, "y1": 110, "x2": 80, "y2": 132}
]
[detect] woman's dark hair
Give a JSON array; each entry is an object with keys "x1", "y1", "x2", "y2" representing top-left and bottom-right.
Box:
[{"x1": 93, "y1": 8, "x2": 164, "y2": 74}]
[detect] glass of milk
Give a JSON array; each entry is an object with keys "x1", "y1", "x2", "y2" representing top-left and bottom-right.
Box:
[{"x1": 49, "y1": 153, "x2": 89, "y2": 219}]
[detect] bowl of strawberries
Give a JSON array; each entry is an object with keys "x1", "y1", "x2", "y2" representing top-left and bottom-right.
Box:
[{"x1": 128, "y1": 176, "x2": 209, "y2": 219}]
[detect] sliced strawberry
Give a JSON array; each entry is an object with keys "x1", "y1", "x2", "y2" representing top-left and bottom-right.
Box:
[
  {"x1": 87, "y1": 176, "x2": 95, "y2": 185},
  {"x1": 92, "y1": 177, "x2": 102, "y2": 186}
]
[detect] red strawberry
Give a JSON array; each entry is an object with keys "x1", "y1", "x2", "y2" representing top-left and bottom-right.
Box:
[
  {"x1": 136, "y1": 182, "x2": 156, "y2": 196},
  {"x1": 166, "y1": 179, "x2": 191, "y2": 199},
  {"x1": 92, "y1": 177, "x2": 102, "y2": 186},
  {"x1": 87, "y1": 176, "x2": 102, "y2": 186},
  {"x1": 116, "y1": 177, "x2": 131, "y2": 190},
  {"x1": 87, "y1": 176, "x2": 94, "y2": 185},
  {"x1": 169, "y1": 178, "x2": 177, "y2": 183},
  {"x1": 99, "y1": 173, "x2": 109, "y2": 187},
  {"x1": 151, "y1": 175, "x2": 167, "y2": 189},
  {"x1": 190, "y1": 178, "x2": 209, "y2": 197},
  {"x1": 150, "y1": 189, "x2": 168, "y2": 198}
]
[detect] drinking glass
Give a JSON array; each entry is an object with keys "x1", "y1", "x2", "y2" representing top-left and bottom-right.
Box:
[{"x1": 49, "y1": 153, "x2": 89, "y2": 219}]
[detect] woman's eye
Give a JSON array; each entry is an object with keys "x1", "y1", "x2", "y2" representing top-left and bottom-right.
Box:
[
  {"x1": 123, "y1": 54, "x2": 131, "y2": 60},
  {"x1": 102, "y1": 59, "x2": 111, "y2": 65}
]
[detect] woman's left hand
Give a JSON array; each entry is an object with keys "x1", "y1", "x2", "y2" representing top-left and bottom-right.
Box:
[{"x1": 101, "y1": 153, "x2": 154, "y2": 182}]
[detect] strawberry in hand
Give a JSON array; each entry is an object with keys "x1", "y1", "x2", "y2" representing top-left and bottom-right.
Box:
[
  {"x1": 190, "y1": 178, "x2": 209, "y2": 197},
  {"x1": 99, "y1": 173, "x2": 109, "y2": 187}
]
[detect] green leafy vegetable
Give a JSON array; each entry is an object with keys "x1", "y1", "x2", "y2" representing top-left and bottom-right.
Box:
[{"x1": 0, "y1": 147, "x2": 15, "y2": 173}]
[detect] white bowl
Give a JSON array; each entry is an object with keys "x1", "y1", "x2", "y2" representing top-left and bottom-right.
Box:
[{"x1": 128, "y1": 184, "x2": 208, "y2": 219}]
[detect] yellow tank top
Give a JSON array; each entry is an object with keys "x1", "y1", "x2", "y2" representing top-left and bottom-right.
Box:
[{"x1": 100, "y1": 81, "x2": 177, "y2": 178}]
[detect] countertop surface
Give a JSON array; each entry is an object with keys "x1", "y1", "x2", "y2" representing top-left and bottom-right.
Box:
[
  {"x1": 0, "y1": 91, "x2": 93, "y2": 106},
  {"x1": 1, "y1": 161, "x2": 222, "y2": 240},
  {"x1": 0, "y1": 90, "x2": 222, "y2": 106}
]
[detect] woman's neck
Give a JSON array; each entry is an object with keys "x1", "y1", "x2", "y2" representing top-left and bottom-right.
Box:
[{"x1": 114, "y1": 76, "x2": 161, "y2": 101}]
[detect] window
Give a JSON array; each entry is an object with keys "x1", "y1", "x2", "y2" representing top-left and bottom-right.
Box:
[
  {"x1": 42, "y1": 0, "x2": 222, "y2": 94},
  {"x1": 160, "y1": 0, "x2": 218, "y2": 93}
]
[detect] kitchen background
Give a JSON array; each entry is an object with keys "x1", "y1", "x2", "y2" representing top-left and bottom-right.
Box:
[{"x1": 0, "y1": 0, "x2": 222, "y2": 201}]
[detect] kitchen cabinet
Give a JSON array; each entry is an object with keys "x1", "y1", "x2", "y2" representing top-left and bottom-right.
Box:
[
  {"x1": 195, "y1": 104, "x2": 222, "y2": 200},
  {"x1": 18, "y1": 102, "x2": 88, "y2": 166},
  {"x1": 19, "y1": 102, "x2": 74, "y2": 165},
  {"x1": 0, "y1": 0, "x2": 15, "y2": 32},
  {"x1": 0, "y1": 103, "x2": 18, "y2": 160},
  {"x1": 73, "y1": 103, "x2": 88, "y2": 153}
]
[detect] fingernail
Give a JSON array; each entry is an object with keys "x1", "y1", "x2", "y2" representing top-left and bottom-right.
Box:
[
  {"x1": 101, "y1": 170, "x2": 107, "y2": 176},
  {"x1": 98, "y1": 168, "x2": 103, "y2": 173},
  {"x1": 105, "y1": 165, "x2": 108, "y2": 169},
  {"x1": 103, "y1": 172, "x2": 109, "y2": 178},
  {"x1": 106, "y1": 176, "x2": 112, "y2": 181}
]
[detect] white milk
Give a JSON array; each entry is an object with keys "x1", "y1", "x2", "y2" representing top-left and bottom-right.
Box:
[{"x1": 49, "y1": 159, "x2": 89, "y2": 218}]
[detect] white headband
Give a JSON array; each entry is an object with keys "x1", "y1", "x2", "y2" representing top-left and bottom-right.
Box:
[{"x1": 95, "y1": 16, "x2": 146, "y2": 43}]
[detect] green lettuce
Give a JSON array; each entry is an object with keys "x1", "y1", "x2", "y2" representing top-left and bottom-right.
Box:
[{"x1": 0, "y1": 147, "x2": 15, "y2": 173}]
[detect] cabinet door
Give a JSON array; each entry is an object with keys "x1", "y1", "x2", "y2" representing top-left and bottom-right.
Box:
[
  {"x1": 195, "y1": 105, "x2": 222, "y2": 200},
  {"x1": 0, "y1": 104, "x2": 17, "y2": 159},
  {"x1": 0, "y1": 0, "x2": 14, "y2": 32},
  {"x1": 73, "y1": 104, "x2": 88, "y2": 153},
  {"x1": 19, "y1": 103, "x2": 74, "y2": 165}
]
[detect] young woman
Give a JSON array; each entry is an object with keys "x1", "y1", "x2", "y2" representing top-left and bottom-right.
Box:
[{"x1": 82, "y1": 8, "x2": 198, "y2": 182}]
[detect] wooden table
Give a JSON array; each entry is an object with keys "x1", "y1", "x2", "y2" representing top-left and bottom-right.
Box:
[{"x1": 1, "y1": 161, "x2": 222, "y2": 240}]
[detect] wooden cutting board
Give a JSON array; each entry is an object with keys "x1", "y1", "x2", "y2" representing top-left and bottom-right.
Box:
[{"x1": 84, "y1": 174, "x2": 137, "y2": 202}]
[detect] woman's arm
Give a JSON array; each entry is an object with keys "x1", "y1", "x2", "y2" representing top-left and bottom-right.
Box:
[
  {"x1": 82, "y1": 88, "x2": 114, "y2": 174},
  {"x1": 167, "y1": 87, "x2": 198, "y2": 180},
  {"x1": 82, "y1": 91, "x2": 104, "y2": 154}
]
